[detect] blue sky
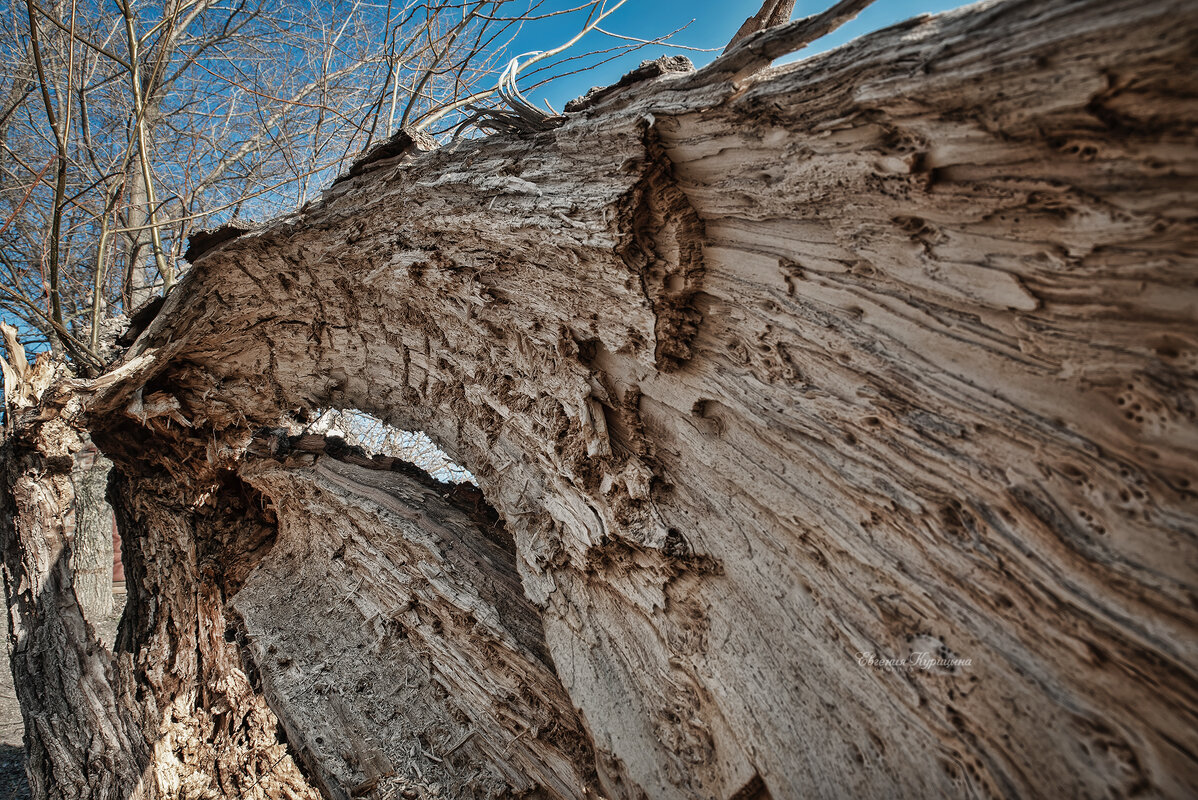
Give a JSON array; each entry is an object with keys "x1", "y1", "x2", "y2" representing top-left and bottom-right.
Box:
[{"x1": 524, "y1": 1, "x2": 972, "y2": 111}]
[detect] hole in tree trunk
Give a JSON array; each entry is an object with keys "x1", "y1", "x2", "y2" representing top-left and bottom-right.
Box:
[{"x1": 305, "y1": 408, "x2": 475, "y2": 485}]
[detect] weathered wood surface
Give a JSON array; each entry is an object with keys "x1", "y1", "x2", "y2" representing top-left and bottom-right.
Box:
[
  {"x1": 69, "y1": 444, "x2": 114, "y2": 621},
  {"x1": 3, "y1": 0, "x2": 1197, "y2": 798},
  {"x1": 234, "y1": 439, "x2": 597, "y2": 798}
]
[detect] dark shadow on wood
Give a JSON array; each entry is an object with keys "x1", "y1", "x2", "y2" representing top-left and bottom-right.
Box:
[{"x1": 0, "y1": 744, "x2": 30, "y2": 800}]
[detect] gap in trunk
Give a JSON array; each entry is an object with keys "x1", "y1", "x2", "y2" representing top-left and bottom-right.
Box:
[{"x1": 304, "y1": 408, "x2": 475, "y2": 485}]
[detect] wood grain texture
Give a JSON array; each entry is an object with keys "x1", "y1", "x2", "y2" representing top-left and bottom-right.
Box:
[
  {"x1": 233, "y1": 441, "x2": 598, "y2": 799},
  {"x1": 3, "y1": 0, "x2": 1196, "y2": 798},
  {"x1": 69, "y1": 444, "x2": 113, "y2": 621}
]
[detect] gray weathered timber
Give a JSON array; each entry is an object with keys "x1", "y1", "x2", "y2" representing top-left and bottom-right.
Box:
[
  {"x1": 235, "y1": 447, "x2": 598, "y2": 799},
  {"x1": 2, "y1": 0, "x2": 1196, "y2": 798},
  {"x1": 69, "y1": 443, "x2": 113, "y2": 621}
]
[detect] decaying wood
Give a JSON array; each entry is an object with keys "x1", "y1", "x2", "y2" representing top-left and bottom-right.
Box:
[
  {"x1": 703, "y1": 0, "x2": 875, "y2": 84},
  {"x1": 2, "y1": 0, "x2": 1197, "y2": 798},
  {"x1": 724, "y1": 1, "x2": 799, "y2": 53},
  {"x1": 0, "y1": 377, "x2": 319, "y2": 799},
  {"x1": 0, "y1": 385, "x2": 148, "y2": 800},
  {"x1": 235, "y1": 437, "x2": 597, "y2": 799}
]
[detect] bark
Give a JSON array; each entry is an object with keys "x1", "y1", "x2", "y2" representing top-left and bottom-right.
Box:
[
  {"x1": 70, "y1": 443, "x2": 114, "y2": 621},
  {"x1": 0, "y1": 382, "x2": 149, "y2": 799},
  {"x1": 233, "y1": 438, "x2": 598, "y2": 799},
  {"x1": 123, "y1": 166, "x2": 159, "y2": 311},
  {"x1": 3, "y1": 0, "x2": 1198, "y2": 798}
]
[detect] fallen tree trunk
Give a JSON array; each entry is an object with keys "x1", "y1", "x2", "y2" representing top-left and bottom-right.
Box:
[{"x1": 3, "y1": 0, "x2": 1197, "y2": 798}]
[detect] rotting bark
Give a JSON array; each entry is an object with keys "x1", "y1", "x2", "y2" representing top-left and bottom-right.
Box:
[
  {"x1": 724, "y1": 1, "x2": 799, "y2": 54},
  {"x1": 1, "y1": 375, "x2": 319, "y2": 800},
  {"x1": 3, "y1": 0, "x2": 1198, "y2": 798}
]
